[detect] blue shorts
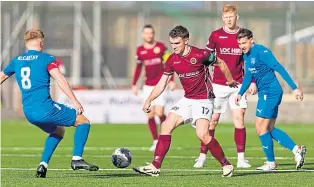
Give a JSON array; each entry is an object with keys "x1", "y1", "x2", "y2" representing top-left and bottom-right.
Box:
[
  {"x1": 24, "y1": 101, "x2": 77, "y2": 133},
  {"x1": 256, "y1": 92, "x2": 282, "y2": 119}
]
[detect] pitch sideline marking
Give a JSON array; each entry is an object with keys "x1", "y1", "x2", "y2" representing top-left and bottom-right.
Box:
[
  {"x1": 2, "y1": 146, "x2": 313, "y2": 151},
  {"x1": 2, "y1": 153, "x2": 314, "y2": 160},
  {"x1": 1, "y1": 168, "x2": 314, "y2": 172}
]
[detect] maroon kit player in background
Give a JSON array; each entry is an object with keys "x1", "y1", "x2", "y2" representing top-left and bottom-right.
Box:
[
  {"x1": 194, "y1": 4, "x2": 256, "y2": 169},
  {"x1": 133, "y1": 25, "x2": 238, "y2": 177},
  {"x1": 132, "y1": 24, "x2": 176, "y2": 151}
]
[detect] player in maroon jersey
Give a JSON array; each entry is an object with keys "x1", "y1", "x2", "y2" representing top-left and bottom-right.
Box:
[
  {"x1": 133, "y1": 25, "x2": 237, "y2": 177},
  {"x1": 193, "y1": 4, "x2": 256, "y2": 169},
  {"x1": 132, "y1": 24, "x2": 176, "y2": 151}
]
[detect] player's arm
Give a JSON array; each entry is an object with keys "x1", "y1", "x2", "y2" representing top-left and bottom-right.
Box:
[
  {"x1": 1, "y1": 59, "x2": 16, "y2": 84},
  {"x1": 0, "y1": 72, "x2": 10, "y2": 84},
  {"x1": 238, "y1": 68, "x2": 253, "y2": 96},
  {"x1": 207, "y1": 53, "x2": 238, "y2": 87},
  {"x1": 162, "y1": 50, "x2": 176, "y2": 90},
  {"x1": 261, "y1": 50, "x2": 297, "y2": 90},
  {"x1": 147, "y1": 74, "x2": 172, "y2": 102},
  {"x1": 49, "y1": 68, "x2": 78, "y2": 103}
]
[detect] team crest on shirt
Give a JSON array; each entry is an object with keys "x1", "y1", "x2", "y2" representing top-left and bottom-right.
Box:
[
  {"x1": 190, "y1": 57, "x2": 197, "y2": 64},
  {"x1": 251, "y1": 58, "x2": 255, "y2": 64},
  {"x1": 153, "y1": 47, "x2": 161, "y2": 54}
]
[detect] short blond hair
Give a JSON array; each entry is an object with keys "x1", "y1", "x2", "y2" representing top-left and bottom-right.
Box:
[
  {"x1": 222, "y1": 4, "x2": 237, "y2": 14},
  {"x1": 24, "y1": 29, "x2": 45, "y2": 41}
]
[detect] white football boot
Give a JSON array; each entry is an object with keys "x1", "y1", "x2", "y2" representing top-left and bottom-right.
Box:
[
  {"x1": 222, "y1": 165, "x2": 234, "y2": 177},
  {"x1": 193, "y1": 154, "x2": 206, "y2": 168},
  {"x1": 149, "y1": 140, "x2": 158, "y2": 151},
  {"x1": 256, "y1": 162, "x2": 277, "y2": 171},
  {"x1": 237, "y1": 159, "x2": 252, "y2": 168},
  {"x1": 294, "y1": 145, "x2": 307, "y2": 170},
  {"x1": 133, "y1": 163, "x2": 160, "y2": 177}
]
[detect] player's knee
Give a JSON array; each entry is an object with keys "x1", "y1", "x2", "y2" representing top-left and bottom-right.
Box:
[
  {"x1": 75, "y1": 114, "x2": 90, "y2": 126},
  {"x1": 209, "y1": 120, "x2": 219, "y2": 129},
  {"x1": 196, "y1": 130, "x2": 211, "y2": 144},
  {"x1": 53, "y1": 126, "x2": 65, "y2": 137}
]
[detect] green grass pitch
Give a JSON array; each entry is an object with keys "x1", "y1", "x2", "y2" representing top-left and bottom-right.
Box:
[{"x1": 1, "y1": 120, "x2": 314, "y2": 186}]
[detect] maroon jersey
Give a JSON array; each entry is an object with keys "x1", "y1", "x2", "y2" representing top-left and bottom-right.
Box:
[
  {"x1": 133, "y1": 41, "x2": 167, "y2": 86},
  {"x1": 164, "y1": 46, "x2": 215, "y2": 99},
  {"x1": 206, "y1": 27, "x2": 243, "y2": 85}
]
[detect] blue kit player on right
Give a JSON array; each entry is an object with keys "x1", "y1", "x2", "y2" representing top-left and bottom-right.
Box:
[
  {"x1": 235, "y1": 28, "x2": 306, "y2": 171},
  {"x1": 0, "y1": 29, "x2": 99, "y2": 177}
]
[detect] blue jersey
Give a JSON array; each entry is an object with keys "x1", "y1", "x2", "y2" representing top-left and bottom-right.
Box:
[
  {"x1": 3, "y1": 50, "x2": 56, "y2": 107},
  {"x1": 239, "y1": 44, "x2": 297, "y2": 96}
]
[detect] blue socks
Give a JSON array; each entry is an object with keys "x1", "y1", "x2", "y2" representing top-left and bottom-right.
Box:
[
  {"x1": 259, "y1": 131, "x2": 275, "y2": 162},
  {"x1": 41, "y1": 134, "x2": 63, "y2": 164},
  {"x1": 270, "y1": 128, "x2": 296, "y2": 151},
  {"x1": 73, "y1": 123, "x2": 90, "y2": 157}
]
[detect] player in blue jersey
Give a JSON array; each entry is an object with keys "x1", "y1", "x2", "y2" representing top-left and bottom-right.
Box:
[
  {"x1": 235, "y1": 28, "x2": 306, "y2": 171},
  {"x1": 0, "y1": 29, "x2": 99, "y2": 177}
]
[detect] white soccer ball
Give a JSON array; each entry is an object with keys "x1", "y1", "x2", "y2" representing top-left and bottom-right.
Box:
[{"x1": 111, "y1": 148, "x2": 132, "y2": 168}]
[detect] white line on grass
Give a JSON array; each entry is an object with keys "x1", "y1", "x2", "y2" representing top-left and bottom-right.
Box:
[
  {"x1": 1, "y1": 168, "x2": 314, "y2": 172},
  {"x1": 2, "y1": 146, "x2": 313, "y2": 151},
  {"x1": 2, "y1": 154, "x2": 314, "y2": 160}
]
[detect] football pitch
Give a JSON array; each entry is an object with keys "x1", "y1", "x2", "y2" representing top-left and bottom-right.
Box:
[{"x1": 1, "y1": 120, "x2": 314, "y2": 187}]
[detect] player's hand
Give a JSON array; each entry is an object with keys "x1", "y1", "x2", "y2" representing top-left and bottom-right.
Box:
[
  {"x1": 235, "y1": 94, "x2": 242, "y2": 105},
  {"x1": 227, "y1": 80, "x2": 239, "y2": 88},
  {"x1": 143, "y1": 99, "x2": 152, "y2": 113},
  {"x1": 293, "y1": 88, "x2": 304, "y2": 101},
  {"x1": 73, "y1": 100, "x2": 84, "y2": 115},
  {"x1": 248, "y1": 83, "x2": 257, "y2": 95},
  {"x1": 168, "y1": 81, "x2": 176, "y2": 91},
  {"x1": 132, "y1": 85, "x2": 139, "y2": 96}
]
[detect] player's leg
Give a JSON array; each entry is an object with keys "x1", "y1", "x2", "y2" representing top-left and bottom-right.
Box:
[
  {"x1": 133, "y1": 112, "x2": 184, "y2": 176},
  {"x1": 193, "y1": 99, "x2": 233, "y2": 177},
  {"x1": 36, "y1": 125, "x2": 64, "y2": 178},
  {"x1": 71, "y1": 114, "x2": 99, "y2": 171},
  {"x1": 229, "y1": 89, "x2": 251, "y2": 168},
  {"x1": 255, "y1": 116, "x2": 277, "y2": 171},
  {"x1": 268, "y1": 110, "x2": 306, "y2": 169},
  {"x1": 146, "y1": 106, "x2": 159, "y2": 151},
  {"x1": 194, "y1": 113, "x2": 220, "y2": 168},
  {"x1": 133, "y1": 98, "x2": 188, "y2": 176},
  {"x1": 143, "y1": 85, "x2": 159, "y2": 150},
  {"x1": 194, "y1": 84, "x2": 227, "y2": 168}
]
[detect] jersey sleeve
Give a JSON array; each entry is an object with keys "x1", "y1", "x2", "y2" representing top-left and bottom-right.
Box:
[
  {"x1": 202, "y1": 50, "x2": 217, "y2": 66},
  {"x1": 46, "y1": 55, "x2": 59, "y2": 71},
  {"x1": 3, "y1": 58, "x2": 16, "y2": 76},
  {"x1": 164, "y1": 57, "x2": 174, "y2": 75},
  {"x1": 206, "y1": 32, "x2": 216, "y2": 51},
  {"x1": 238, "y1": 66, "x2": 253, "y2": 96},
  {"x1": 259, "y1": 49, "x2": 297, "y2": 90}
]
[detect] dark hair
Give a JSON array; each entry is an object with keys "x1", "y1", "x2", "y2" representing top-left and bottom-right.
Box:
[
  {"x1": 142, "y1": 24, "x2": 154, "y2": 32},
  {"x1": 236, "y1": 28, "x2": 253, "y2": 40},
  {"x1": 169, "y1": 25, "x2": 189, "y2": 39}
]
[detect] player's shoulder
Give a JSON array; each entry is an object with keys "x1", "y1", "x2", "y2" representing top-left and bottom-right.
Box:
[
  {"x1": 190, "y1": 45, "x2": 207, "y2": 54},
  {"x1": 209, "y1": 27, "x2": 224, "y2": 37},
  {"x1": 165, "y1": 52, "x2": 177, "y2": 64},
  {"x1": 254, "y1": 44, "x2": 272, "y2": 55}
]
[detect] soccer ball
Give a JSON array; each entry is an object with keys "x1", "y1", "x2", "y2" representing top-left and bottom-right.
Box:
[{"x1": 111, "y1": 148, "x2": 132, "y2": 168}]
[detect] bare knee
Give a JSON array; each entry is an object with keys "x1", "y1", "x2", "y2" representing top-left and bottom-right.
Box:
[
  {"x1": 255, "y1": 118, "x2": 269, "y2": 135},
  {"x1": 209, "y1": 113, "x2": 220, "y2": 130},
  {"x1": 160, "y1": 113, "x2": 183, "y2": 135},
  {"x1": 74, "y1": 114, "x2": 90, "y2": 126},
  {"x1": 53, "y1": 126, "x2": 65, "y2": 137},
  {"x1": 155, "y1": 107, "x2": 165, "y2": 117},
  {"x1": 232, "y1": 109, "x2": 245, "y2": 129}
]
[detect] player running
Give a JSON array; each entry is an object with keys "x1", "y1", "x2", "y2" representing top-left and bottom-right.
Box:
[
  {"x1": 235, "y1": 28, "x2": 306, "y2": 171},
  {"x1": 0, "y1": 29, "x2": 99, "y2": 177},
  {"x1": 132, "y1": 24, "x2": 176, "y2": 151},
  {"x1": 194, "y1": 4, "x2": 254, "y2": 169},
  {"x1": 133, "y1": 25, "x2": 238, "y2": 177}
]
